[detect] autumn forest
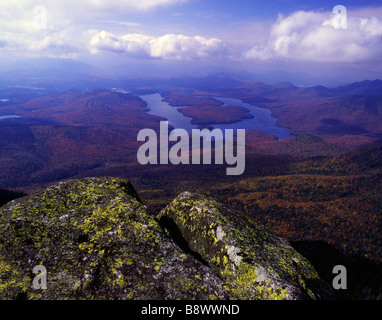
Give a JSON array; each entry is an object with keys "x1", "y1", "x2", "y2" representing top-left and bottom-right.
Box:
[{"x1": 1, "y1": 74, "x2": 382, "y2": 299}]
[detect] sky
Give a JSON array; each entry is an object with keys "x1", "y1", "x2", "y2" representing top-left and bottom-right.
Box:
[{"x1": 1, "y1": 0, "x2": 382, "y2": 85}]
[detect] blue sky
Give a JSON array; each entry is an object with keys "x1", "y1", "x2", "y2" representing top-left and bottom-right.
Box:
[{"x1": 1, "y1": 0, "x2": 382, "y2": 85}]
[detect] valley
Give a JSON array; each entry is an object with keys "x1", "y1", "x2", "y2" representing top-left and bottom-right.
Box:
[{"x1": 1, "y1": 74, "x2": 382, "y2": 299}]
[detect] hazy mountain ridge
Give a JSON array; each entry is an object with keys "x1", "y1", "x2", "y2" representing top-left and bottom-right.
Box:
[{"x1": 0, "y1": 75, "x2": 381, "y2": 189}]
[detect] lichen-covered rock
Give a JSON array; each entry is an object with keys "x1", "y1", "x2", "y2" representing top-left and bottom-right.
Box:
[
  {"x1": 158, "y1": 192, "x2": 333, "y2": 300},
  {"x1": 0, "y1": 178, "x2": 229, "y2": 300},
  {"x1": 0, "y1": 178, "x2": 333, "y2": 300}
]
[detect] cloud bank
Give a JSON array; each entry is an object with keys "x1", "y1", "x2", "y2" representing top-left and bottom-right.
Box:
[
  {"x1": 88, "y1": 31, "x2": 226, "y2": 60},
  {"x1": 1, "y1": 1, "x2": 382, "y2": 80},
  {"x1": 0, "y1": 0, "x2": 187, "y2": 16},
  {"x1": 245, "y1": 10, "x2": 382, "y2": 64},
  {"x1": 0, "y1": 0, "x2": 190, "y2": 59}
]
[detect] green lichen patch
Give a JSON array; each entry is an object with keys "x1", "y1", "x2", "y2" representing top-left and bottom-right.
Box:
[{"x1": 158, "y1": 192, "x2": 333, "y2": 300}]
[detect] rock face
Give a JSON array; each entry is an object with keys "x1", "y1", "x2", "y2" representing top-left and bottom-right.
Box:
[
  {"x1": 0, "y1": 177, "x2": 332, "y2": 300},
  {"x1": 158, "y1": 192, "x2": 333, "y2": 300}
]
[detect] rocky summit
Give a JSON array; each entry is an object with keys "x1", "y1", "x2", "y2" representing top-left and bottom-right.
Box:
[{"x1": 0, "y1": 177, "x2": 333, "y2": 300}]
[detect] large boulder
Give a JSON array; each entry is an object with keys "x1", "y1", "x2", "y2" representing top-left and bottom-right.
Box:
[{"x1": 158, "y1": 192, "x2": 333, "y2": 300}]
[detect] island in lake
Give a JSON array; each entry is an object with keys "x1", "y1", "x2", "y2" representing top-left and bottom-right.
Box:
[{"x1": 179, "y1": 105, "x2": 254, "y2": 125}]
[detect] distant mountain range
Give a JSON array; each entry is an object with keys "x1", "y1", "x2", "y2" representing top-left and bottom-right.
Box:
[
  {"x1": 1, "y1": 71, "x2": 381, "y2": 190},
  {"x1": 2, "y1": 57, "x2": 381, "y2": 90}
]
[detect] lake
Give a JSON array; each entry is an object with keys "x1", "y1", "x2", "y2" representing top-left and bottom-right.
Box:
[{"x1": 139, "y1": 93, "x2": 294, "y2": 140}]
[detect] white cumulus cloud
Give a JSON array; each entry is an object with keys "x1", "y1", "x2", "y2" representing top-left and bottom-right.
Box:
[
  {"x1": 88, "y1": 31, "x2": 227, "y2": 60},
  {"x1": 245, "y1": 9, "x2": 382, "y2": 64},
  {"x1": 0, "y1": 0, "x2": 189, "y2": 59}
]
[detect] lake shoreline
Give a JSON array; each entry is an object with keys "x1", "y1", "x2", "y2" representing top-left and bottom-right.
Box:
[{"x1": 139, "y1": 93, "x2": 294, "y2": 140}]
